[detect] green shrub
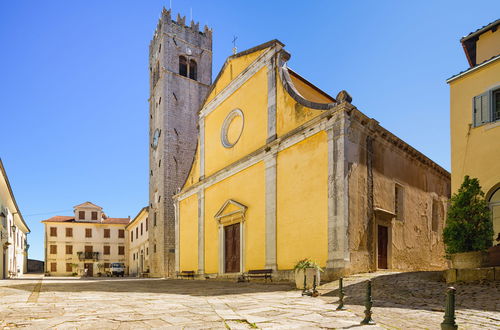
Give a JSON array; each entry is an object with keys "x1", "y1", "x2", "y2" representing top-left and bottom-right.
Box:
[
  {"x1": 293, "y1": 258, "x2": 323, "y2": 272},
  {"x1": 443, "y1": 176, "x2": 493, "y2": 254}
]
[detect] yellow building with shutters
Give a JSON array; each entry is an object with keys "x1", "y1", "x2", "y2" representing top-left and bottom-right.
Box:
[
  {"x1": 447, "y1": 19, "x2": 500, "y2": 241},
  {"x1": 174, "y1": 40, "x2": 451, "y2": 280}
]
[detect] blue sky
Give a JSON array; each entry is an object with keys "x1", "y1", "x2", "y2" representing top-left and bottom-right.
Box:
[{"x1": 1, "y1": 1, "x2": 498, "y2": 261}]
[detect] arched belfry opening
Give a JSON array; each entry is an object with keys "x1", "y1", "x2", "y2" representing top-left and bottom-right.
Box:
[
  {"x1": 179, "y1": 56, "x2": 188, "y2": 77},
  {"x1": 189, "y1": 59, "x2": 197, "y2": 80}
]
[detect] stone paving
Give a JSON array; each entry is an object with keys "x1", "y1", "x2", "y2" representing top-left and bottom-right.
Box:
[{"x1": 0, "y1": 271, "x2": 498, "y2": 329}]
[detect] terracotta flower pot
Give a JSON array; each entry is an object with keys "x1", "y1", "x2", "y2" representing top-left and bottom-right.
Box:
[
  {"x1": 295, "y1": 268, "x2": 321, "y2": 289},
  {"x1": 450, "y1": 251, "x2": 488, "y2": 269}
]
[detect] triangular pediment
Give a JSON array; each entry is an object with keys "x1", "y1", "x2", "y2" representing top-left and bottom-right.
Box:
[{"x1": 214, "y1": 199, "x2": 247, "y2": 221}]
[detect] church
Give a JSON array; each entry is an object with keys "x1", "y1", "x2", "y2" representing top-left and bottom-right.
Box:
[{"x1": 149, "y1": 9, "x2": 450, "y2": 280}]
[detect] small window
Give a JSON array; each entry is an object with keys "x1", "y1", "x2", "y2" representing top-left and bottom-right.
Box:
[
  {"x1": 50, "y1": 262, "x2": 57, "y2": 272},
  {"x1": 84, "y1": 245, "x2": 93, "y2": 253},
  {"x1": 154, "y1": 244, "x2": 157, "y2": 253},
  {"x1": 141, "y1": 223, "x2": 143, "y2": 236},
  {"x1": 131, "y1": 232, "x2": 134, "y2": 242},
  {"x1": 50, "y1": 227, "x2": 57, "y2": 237},
  {"x1": 432, "y1": 199, "x2": 441, "y2": 232},
  {"x1": 133, "y1": 253, "x2": 136, "y2": 260},
  {"x1": 66, "y1": 263, "x2": 72, "y2": 272},
  {"x1": 91, "y1": 211, "x2": 98, "y2": 220},
  {"x1": 136, "y1": 227, "x2": 139, "y2": 238},
  {"x1": 85, "y1": 228, "x2": 92, "y2": 238},
  {"x1": 50, "y1": 245, "x2": 57, "y2": 254},
  {"x1": 118, "y1": 246, "x2": 125, "y2": 255},
  {"x1": 189, "y1": 59, "x2": 197, "y2": 80},
  {"x1": 395, "y1": 184, "x2": 404, "y2": 221},
  {"x1": 473, "y1": 88, "x2": 500, "y2": 127},
  {"x1": 179, "y1": 56, "x2": 188, "y2": 77},
  {"x1": 493, "y1": 89, "x2": 500, "y2": 122},
  {"x1": 103, "y1": 246, "x2": 110, "y2": 255},
  {"x1": 104, "y1": 262, "x2": 110, "y2": 269},
  {"x1": 154, "y1": 212, "x2": 157, "y2": 226},
  {"x1": 146, "y1": 218, "x2": 148, "y2": 232},
  {"x1": 65, "y1": 227, "x2": 73, "y2": 237},
  {"x1": 118, "y1": 229, "x2": 125, "y2": 238},
  {"x1": 66, "y1": 245, "x2": 73, "y2": 255},
  {"x1": 79, "y1": 211, "x2": 85, "y2": 220},
  {"x1": 146, "y1": 247, "x2": 149, "y2": 255},
  {"x1": 104, "y1": 229, "x2": 110, "y2": 238}
]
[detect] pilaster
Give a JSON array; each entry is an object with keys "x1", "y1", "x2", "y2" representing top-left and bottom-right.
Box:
[
  {"x1": 264, "y1": 153, "x2": 277, "y2": 270},
  {"x1": 197, "y1": 189, "x2": 205, "y2": 274}
]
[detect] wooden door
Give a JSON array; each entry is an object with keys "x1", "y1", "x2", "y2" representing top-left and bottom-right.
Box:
[
  {"x1": 224, "y1": 223, "x2": 240, "y2": 273},
  {"x1": 84, "y1": 263, "x2": 93, "y2": 277},
  {"x1": 377, "y1": 225, "x2": 388, "y2": 269}
]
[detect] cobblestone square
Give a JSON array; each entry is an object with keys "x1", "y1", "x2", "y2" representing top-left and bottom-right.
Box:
[{"x1": 0, "y1": 271, "x2": 498, "y2": 329}]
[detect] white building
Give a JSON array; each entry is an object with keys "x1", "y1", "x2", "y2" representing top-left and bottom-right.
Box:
[
  {"x1": 42, "y1": 202, "x2": 129, "y2": 276},
  {"x1": 126, "y1": 207, "x2": 149, "y2": 277},
  {"x1": 0, "y1": 159, "x2": 30, "y2": 279}
]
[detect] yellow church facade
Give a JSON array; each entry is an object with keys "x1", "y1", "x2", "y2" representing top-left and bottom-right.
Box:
[
  {"x1": 174, "y1": 40, "x2": 450, "y2": 280},
  {"x1": 447, "y1": 19, "x2": 500, "y2": 240}
]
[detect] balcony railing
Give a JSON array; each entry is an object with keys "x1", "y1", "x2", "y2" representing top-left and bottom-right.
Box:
[{"x1": 77, "y1": 251, "x2": 99, "y2": 261}]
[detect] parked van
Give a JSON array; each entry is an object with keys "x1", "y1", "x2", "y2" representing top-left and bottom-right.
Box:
[{"x1": 110, "y1": 263, "x2": 125, "y2": 277}]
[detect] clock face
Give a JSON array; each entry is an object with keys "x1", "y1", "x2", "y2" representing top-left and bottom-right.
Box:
[
  {"x1": 152, "y1": 129, "x2": 160, "y2": 149},
  {"x1": 186, "y1": 47, "x2": 192, "y2": 55}
]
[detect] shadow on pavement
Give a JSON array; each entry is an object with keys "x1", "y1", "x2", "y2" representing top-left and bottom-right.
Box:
[
  {"x1": 2, "y1": 277, "x2": 295, "y2": 297},
  {"x1": 321, "y1": 271, "x2": 499, "y2": 313}
]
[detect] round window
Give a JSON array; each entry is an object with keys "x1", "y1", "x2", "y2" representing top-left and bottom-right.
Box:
[{"x1": 221, "y1": 109, "x2": 244, "y2": 148}]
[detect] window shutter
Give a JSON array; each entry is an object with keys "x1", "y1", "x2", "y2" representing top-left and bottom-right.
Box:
[
  {"x1": 480, "y1": 92, "x2": 490, "y2": 124},
  {"x1": 474, "y1": 92, "x2": 490, "y2": 126}
]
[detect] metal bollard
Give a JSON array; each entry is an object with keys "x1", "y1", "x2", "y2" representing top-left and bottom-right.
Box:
[
  {"x1": 336, "y1": 277, "x2": 346, "y2": 310},
  {"x1": 360, "y1": 279, "x2": 375, "y2": 325},
  {"x1": 441, "y1": 287, "x2": 458, "y2": 330}
]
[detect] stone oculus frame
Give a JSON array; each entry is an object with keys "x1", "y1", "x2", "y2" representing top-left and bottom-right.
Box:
[{"x1": 214, "y1": 199, "x2": 247, "y2": 274}]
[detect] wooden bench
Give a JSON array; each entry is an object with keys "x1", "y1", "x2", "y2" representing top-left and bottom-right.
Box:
[
  {"x1": 244, "y1": 269, "x2": 273, "y2": 282},
  {"x1": 141, "y1": 270, "x2": 150, "y2": 278},
  {"x1": 177, "y1": 270, "x2": 195, "y2": 279}
]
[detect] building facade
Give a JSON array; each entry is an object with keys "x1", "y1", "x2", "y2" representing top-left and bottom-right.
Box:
[
  {"x1": 42, "y1": 202, "x2": 129, "y2": 276},
  {"x1": 126, "y1": 207, "x2": 149, "y2": 276},
  {"x1": 447, "y1": 19, "x2": 500, "y2": 240},
  {"x1": 148, "y1": 9, "x2": 213, "y2": 277},
  {"x1": 0, "y1": 159, "x2": 30, "y2": 278},
  {"x1": 173, "y1": 40, "x2": 451, "y2": 280}
]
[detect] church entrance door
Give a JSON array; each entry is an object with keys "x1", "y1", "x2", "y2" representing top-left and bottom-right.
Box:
[
  {"x1": 377, "y1": 225, "x2": 388, "y2": 269},
  {"x1": 224, "y1": 223, "x2": 240, "y2": 273}
]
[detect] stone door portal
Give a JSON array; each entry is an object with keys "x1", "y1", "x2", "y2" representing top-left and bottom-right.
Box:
[
  {"x1": 224, "y1": 223, "x2": 240, "y2": 273},
  {"x1": 377, "y1": 225, "x2": 388, "y2": 269}
]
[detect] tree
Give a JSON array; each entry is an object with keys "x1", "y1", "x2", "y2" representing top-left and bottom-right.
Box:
[{"x1": 443, "y1": 176, "x2": 494, "y2": 254}]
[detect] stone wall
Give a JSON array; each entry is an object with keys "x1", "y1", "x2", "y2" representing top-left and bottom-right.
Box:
[{"x1": 148, "y1": 9, "x2": 212, "y2": 277}]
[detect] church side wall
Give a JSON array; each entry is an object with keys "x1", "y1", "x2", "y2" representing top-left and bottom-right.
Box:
[{"x1": 345, "y1": 115, "x2": 449, "y2": 274}]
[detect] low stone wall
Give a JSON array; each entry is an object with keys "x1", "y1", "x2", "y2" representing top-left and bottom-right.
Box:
[{"x1": 444, "y1": 267, "x2": 500, "y2": 283}]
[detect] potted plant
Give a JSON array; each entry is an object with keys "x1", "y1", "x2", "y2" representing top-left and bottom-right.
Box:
[
  {"x1": 97, "y1": 263, "x2": 104, "y2": 277},
  {"x1": 443, "y1": 176, "x2": 494, "y2": 269},
  {"x1": 294, "y1": 258, "x2": 323, "y2": 289}
]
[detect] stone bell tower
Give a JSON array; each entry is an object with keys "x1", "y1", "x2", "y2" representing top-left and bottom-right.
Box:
[{"x1": 148, "y1": 8, "x2": 212, "y2": 277}]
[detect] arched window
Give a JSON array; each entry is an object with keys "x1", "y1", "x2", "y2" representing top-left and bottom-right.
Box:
[
  {"x1": 179, "y1": 56, "x2": 187, "y2": 77},
  {"x1": 189, "y1": 59, "x2": 197, "y2": 80}
]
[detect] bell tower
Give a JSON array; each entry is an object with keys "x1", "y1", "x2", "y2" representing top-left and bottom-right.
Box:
[{"x1": 148, "y1": 8, "x2": 212, "y2": 277}]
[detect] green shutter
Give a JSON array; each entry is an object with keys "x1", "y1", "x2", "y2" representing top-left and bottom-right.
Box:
[
  {"x1": 473, "y1": 92, "x2": 490, "y2": 127},
  {"x1": 474, "y1": 95, "x2": 482, "y2": 127},
  {"x1": 480, "y1": 92, "x2": 490, "y2": 124}
]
